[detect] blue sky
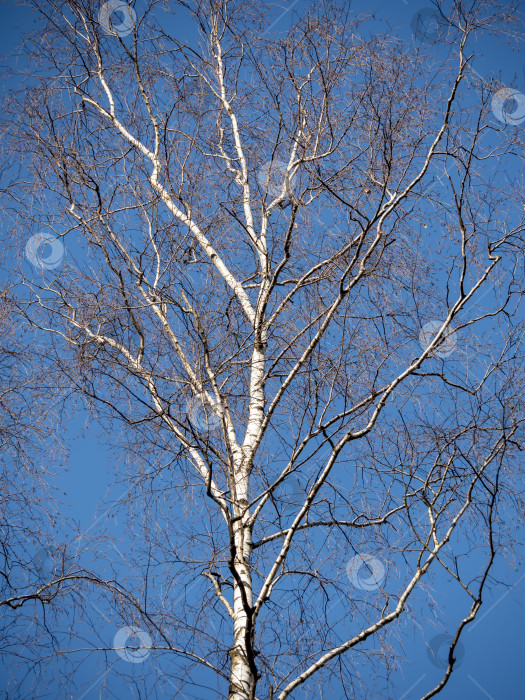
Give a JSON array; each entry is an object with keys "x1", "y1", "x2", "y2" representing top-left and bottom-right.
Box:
[{"x1": 0, "y1": 0, "x2": 524, "y2": 698}]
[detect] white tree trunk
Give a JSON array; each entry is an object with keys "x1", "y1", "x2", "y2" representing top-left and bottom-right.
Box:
[
  {"x1": 229, "y1": 512, "x2": 254, "y2": 699},
  {"x1": 229, "y1": 329, "x2": 266, "y2": 697}
]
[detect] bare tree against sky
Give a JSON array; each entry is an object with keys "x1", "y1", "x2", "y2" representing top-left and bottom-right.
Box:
[
  {"x1": 1, "y1": 0, "x2": 524, "y2": 698},
  {"x1": 0, "y1": 286, "x2": 91, "y2": 649}
]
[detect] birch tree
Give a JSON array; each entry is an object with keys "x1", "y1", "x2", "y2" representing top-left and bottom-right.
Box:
[
  {"x1": 1, "y1": 0, "x2": 524, "y2": 698},
  {"x1": 0, "y1": 285, "x2": 93, "y2": 668}
]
